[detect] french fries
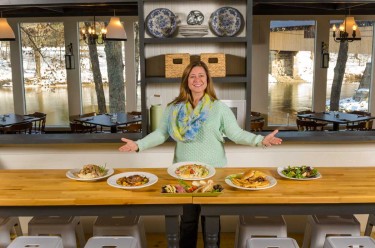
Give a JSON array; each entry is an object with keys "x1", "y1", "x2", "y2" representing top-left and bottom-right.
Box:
[{"x1": 230, "y1": 170, "x2": 270, "y2": 188}]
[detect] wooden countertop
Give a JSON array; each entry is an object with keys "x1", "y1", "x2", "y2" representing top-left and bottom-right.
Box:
[
  {"x1": 1, "y1": 167, "x2": 375, "y2": 207},
  {"x1": 194, "y1": 167, "x2": 375, "y2": 204},
  {"x1": 0, "y1": 168, "x2": 191, "y2": 206}
]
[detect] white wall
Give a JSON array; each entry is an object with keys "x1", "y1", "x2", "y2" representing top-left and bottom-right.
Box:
[{"x1": 1, "y1": 141, "x2": 374, "y2": 234}]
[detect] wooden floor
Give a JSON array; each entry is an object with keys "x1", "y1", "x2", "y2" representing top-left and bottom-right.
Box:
[{"x1": 147, "y1": 232, "x2": 304, "y2": 248}]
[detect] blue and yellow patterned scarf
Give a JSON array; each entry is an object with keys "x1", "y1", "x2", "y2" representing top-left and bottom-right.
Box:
[{"x1": 168, "y1": 94, "x2": 213, "y2": 142}]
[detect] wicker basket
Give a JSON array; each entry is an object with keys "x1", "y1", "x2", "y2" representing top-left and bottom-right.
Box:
[
  {"x1": 200, "y1": 53, "x2": 226, "y2": 77},
  {"x1": 165, "y1": 53, "x2": 190, "y2": 78}
]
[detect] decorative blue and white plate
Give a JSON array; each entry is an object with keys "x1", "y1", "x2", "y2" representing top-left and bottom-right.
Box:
[
  {"x1": 209, "y1": 7, "x2": 243, "y2": 37},
  {"x1": 145, "y1": 8, "x2": 177, "y2": 38}
]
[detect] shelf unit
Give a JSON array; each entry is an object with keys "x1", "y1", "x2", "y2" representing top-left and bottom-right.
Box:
[{"x1": 138, "y1": 0, "x2": 253, "y2": 136}]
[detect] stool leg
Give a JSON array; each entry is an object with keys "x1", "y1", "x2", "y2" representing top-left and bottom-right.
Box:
[
  {"x1": 13, "y1": 221, "x2": 23, "y2": 237},
  {"x1": 138, "y1": 217, "x2": 147, "y2": 248},
  {"x1": 75, "y1": 220, "x2": 86, "y2": 248},
  {"x1": 0, "y1": 227, "x2": 11, "y2": 248},
  {"x1": 302, "y1": 219, "x2": 311, "y2": 248},
  {"x1": 234, "y1": 219, "x2": 241, "y2": 248},
  {"x1": 365, "y1": 214, "x2": 375, "y2": 236}
]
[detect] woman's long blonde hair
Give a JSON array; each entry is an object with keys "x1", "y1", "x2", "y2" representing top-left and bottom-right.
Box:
[{"x1": 169, "y1": 61, "x2": 218, "y2": 106}]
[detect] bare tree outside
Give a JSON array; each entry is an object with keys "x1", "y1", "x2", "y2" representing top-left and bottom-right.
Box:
[
  {"x1": 84, "y1": 22, "x2": 107, "y2": 114},
  {"x1": 330, "y1": 41, "x2": 349, "y2": 111},
  {"x1": 104, "y1": 41, "x2": 125, "y2": 113}
]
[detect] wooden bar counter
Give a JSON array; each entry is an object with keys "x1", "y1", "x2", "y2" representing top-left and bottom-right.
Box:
[
  {"x1": 1, "y1": 167, "x2": 375, "y2": 248},
  {"x1": 0, "y1": 168, "x2": 190, "y2": 248},
  {"x1": 196, "y1": 167, "x2": 375, "y2": 248}
]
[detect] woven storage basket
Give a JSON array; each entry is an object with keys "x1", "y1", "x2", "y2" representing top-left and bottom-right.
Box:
[
  {"x1": 165, "y1": 53, "x2": 190, "y2": 78},
  {"x1": 200, "y1": 53, "x2": 226, "y2": 77}
]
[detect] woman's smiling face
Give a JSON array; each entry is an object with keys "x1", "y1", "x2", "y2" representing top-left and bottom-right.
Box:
[{"x1": 188, "y1": 66, "x2": 207, "y2": 96}]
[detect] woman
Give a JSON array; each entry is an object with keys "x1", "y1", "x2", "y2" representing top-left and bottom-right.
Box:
[{"x1": 119, "y1": 61, "x2": 282, "y2": 247}]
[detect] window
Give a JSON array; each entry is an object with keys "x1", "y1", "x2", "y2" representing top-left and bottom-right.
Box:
[
  {"x1": 79, "y1": 20, "x2": 126, "y2": 115},
  {"x1": 20, "y1": 22, "x2": 68, "y2": 126},
  {"x1": 268, "y1": 20, "x2": 316, "y2": 126},
  {"x1": 0, "y1": 41, "x2": 14, "y2": 114},
  {"x1": 326, "y1": 20, "x2": 373, "y2": 113}
]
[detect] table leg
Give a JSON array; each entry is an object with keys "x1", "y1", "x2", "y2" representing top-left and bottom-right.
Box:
[
  {"x1": 333, "y1": 123, "x2": 339, "y2": 131},
  {"x1": 204, "y1": 215, "x2": 220, "y2": 248},
  {"x1": 110, "y1": 126, "x2": 117, "y2": 133},
  {"x1": 165, "y1": 215, "x2": 180, "y2": 248}
]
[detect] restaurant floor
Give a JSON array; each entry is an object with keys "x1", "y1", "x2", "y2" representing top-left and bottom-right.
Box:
[{"x1": 147, "y1": 232, "x2": 304, "y2": 247}]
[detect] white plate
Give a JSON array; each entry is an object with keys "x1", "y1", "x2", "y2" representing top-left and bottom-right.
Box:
[
  {"x1": 167, "y1": 161, "x2": 216, "y2": 180},
  {"x1": 66, "y1": 168, "x2": 114, "y2": 181},
  {"x1": 225, "y1": 174, "x2": 277, "y2": 191},
  {"x1": 277, "y1": 167, "x2": 322, "y2": 181},
  {"x1": 107, "y1": 172, "x2": 158, "y2": 189}
]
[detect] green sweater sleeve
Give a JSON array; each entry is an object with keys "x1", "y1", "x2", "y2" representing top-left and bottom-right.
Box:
[
  {"x1": 136, "y1": 106, "x2": 171, "y2": 151},
  {"x1": 220, "y1": 102, "x2": 264, "y2": 147}
]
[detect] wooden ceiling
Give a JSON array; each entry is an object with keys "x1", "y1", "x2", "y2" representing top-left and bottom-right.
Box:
[{"x1": 1, "y1": 1, "x2": 375, "y2": 18}]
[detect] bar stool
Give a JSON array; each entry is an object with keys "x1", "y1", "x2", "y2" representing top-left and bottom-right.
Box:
[
  {"x1": 7, "y1": 236, "x2": 63, "y2": 248},
  {"x1": 302, "y1": 215, "x2": 361, "y2": 248},
  {"x1": 93, "y1": 216, "x2": 146, "y2": 248},
  {"x1": 323, "y1": 236, "x2": 375, "y2": 248},
  {"x1": 0, "y1": 217, "x2": 23, "y2": 248},
  {"x1": 246, "y1": 237, "x2": 300, "y2": 248},
  {"x1": 365, "y1": 214, "x2": 375, "y2": 236},
  {"x1": 234, "y1": 215, "x2": 287, "y2": 248},
  {"x1": 28, "y1": 216, "x2": 86, "y2": 248},
  {"x1": 84, "y1": 236, "x2": 138, "y2": 248}
]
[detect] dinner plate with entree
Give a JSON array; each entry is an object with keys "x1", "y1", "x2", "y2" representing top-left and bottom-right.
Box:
[
  {"x1": 225, "y1": 169, "x2": 277, "y2": 190},
  {"x1": 167, "y1": 161, "x2": 216, "y2": 180},
  {"x1": 66, "y1": 164, "x2": 114, "y2": 181},
  {"x1": 277, "y1": 165, "x2": 321, "y2": 180},
  {"x1": 107, "y1": 172, "x2": 158, "y2": 189}
]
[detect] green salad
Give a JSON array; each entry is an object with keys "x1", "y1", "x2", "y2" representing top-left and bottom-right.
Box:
[{"x1": 281, "y1": 165, "x2": 318, "y2": 179}]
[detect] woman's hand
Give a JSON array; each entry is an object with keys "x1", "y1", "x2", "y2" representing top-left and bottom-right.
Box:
[
  {"x1": 119, "y1": 138, "x2": 139, "y2": 152},
  {"x1": 262, "y1": 130, "x2": 282, "y2": 147}
]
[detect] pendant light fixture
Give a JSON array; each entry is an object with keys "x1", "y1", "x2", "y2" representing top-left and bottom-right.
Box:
[
  {"x1": 0, "y1": 12, "x2": 15, "y2": 41},
  {"x1": 332, "y1": 9, "x2": 361, "y2": 43},
  {"x1": 105, "y1": 10, "x2": 127, "y2": 41},
  {"x1": 81, "y1": 11, "x2": 126, "y2": 45}
]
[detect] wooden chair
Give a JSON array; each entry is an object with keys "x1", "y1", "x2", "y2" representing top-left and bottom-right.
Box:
[
  {"x1": 297, "y1": 110, "x2": 328, "y2": 128},
  {"x1": 296, "y1": 119, "x2": 326, "y2": 131},
  {"x1": 346, "y1": 111, "x2": 372, "y2": 130},
  {"x1": 3, "y1": 122, "x2": 32, "y2": 134},
  {"x1": 25, "y1": 112, "x2": 47, "y2": 134},
  {"x1": 250, "y1": 111, "x2": 261, "y2": 117},
  {"x1": 69, "y1": 113, "x2": 97, "y2": 133},
  {"x1": 250, "y1": 121, "x2": 264, "y2": 132},
  {"x1": 117, "y1": 123, "x2": 142, "y2": 133}
]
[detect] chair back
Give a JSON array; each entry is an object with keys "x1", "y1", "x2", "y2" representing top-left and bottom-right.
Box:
[
  {"x1": 250, "y1": 111, "x2": 261, "y2": 117},
  {"x1": 80, "y1": 112, "x2": 97, "y2": 118},
  {"x1": 118, "y1": 123, "x2": 142, "y2": 133},
  {"x1": 30, "y1": 112, "x2": 47, "y2": 133},
  {"x1": 296, "y1": 119, "x2": 325, "y2": 131},
  {"x1": 250, "y1": 121, "x2": 264, "y2": 132}
]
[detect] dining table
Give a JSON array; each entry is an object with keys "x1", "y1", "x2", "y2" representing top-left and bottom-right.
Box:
[
  {"x1": 297, "y1": 111, "x2": 375, "y2": 131},
  {"x1": 2, "y1": 167, "x2": 375, "y2": 248},
  {"x1": 74, "y1": 113, "x2": 142, "y2": 133},
  {"x1": 0, "y1": 114, "x2": 40, "y2": 128}
]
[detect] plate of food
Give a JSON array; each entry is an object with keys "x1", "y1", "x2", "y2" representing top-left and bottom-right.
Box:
[
  {"x1": 161, "y1": 179, "x2": 224, "y2": 196},
  {"x1": 66, "y1": 164, "x2": 114, "y2": 181},
  {"x1": 225, "y1": 169, "x2": 277, "y2": 190},
  {"x1": 107, "y1": 172, "x2": 158, "y2": 189},
  {"x1": 277, "y1": 166, "x2": 321, "y2": 180},
  {"x1": 145, "y1": 8, "x2": 178, "y2": 38},
  {"x1": 209, "y1": 7, "x2": 243, "y2": 37},
  {"x1": 167, "y1": 161, "x2": 215, "y2": 180}
]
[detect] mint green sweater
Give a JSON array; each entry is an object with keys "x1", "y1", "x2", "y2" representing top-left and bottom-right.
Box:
[{"x1": 136, "y1": 100, "x2": 264, "y2": 167}]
